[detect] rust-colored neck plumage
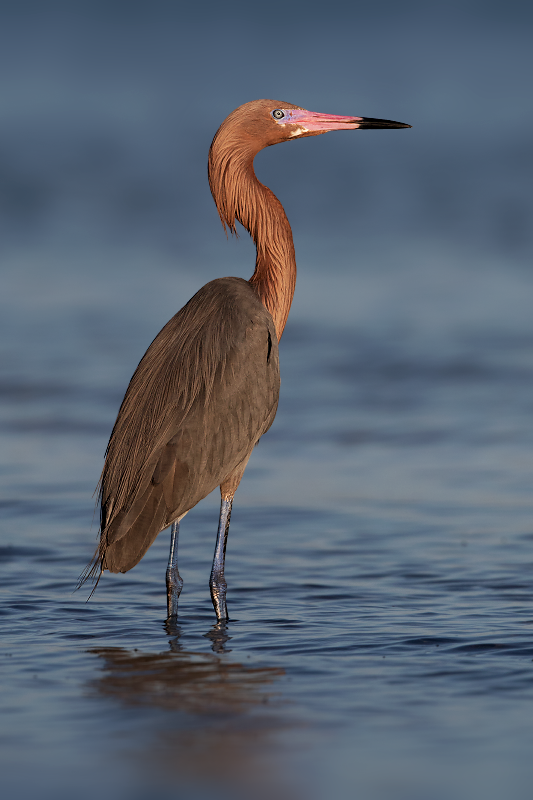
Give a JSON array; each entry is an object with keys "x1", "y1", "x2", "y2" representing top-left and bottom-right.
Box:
[{"x1": 208, "y1": 110, "x2": 297, "y2": 339}]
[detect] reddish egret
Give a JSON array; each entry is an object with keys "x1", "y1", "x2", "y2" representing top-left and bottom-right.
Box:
[{"x1": 84, "y1": 99, "x2": 410, "y2": 621}]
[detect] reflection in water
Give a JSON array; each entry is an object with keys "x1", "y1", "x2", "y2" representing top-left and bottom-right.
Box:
[
  {"x1": 89, "y1": 639, "x2": 283, "y2": 716},
  {"x1": 203, "y1": 620, "x2": 233, "y2": 654},
  {"x1": 88, "y1": 628, "x2": 298, "y2": 799}
]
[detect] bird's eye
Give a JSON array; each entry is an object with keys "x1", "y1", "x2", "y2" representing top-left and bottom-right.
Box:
[{"x1": 272, "y1": 109, "x2": 285, "y2": 120}]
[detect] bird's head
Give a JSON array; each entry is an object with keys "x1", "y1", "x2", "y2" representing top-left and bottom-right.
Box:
[
  {"x1": 208, "y1": 99, "x2": 411, "y2": 237},
  {"x1": 215, "y1": 98, "x2": 411, "y2": 153}
]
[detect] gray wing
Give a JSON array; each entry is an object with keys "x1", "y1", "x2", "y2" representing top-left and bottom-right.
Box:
[{"x1": 94, "y1": 277, "x2": 279, "y2": 574}]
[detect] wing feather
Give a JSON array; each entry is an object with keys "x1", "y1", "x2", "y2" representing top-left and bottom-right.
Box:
[{"x1": 88, "y1": 277, "x2": 279, "y2": 576}]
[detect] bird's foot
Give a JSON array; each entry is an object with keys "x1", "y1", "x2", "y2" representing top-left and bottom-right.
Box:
[
  {"x1": 166, "y1": 567, "x2": 183, "y2": 619},
  {"x1": 210, "y1": 576, "x2": 228, "y2": 622}
]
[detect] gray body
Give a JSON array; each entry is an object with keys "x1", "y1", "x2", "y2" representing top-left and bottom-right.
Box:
[{"x1": 99, "y1": 277, "x2": 279, "y2": 575}]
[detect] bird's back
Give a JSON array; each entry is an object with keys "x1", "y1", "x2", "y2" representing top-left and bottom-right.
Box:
[{"x1": 95, "y1": 277, "x2": 280, "y2": 575}]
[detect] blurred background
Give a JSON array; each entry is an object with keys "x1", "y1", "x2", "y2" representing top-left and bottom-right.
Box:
[
  {"x1": 2, "y1": 0, "x2": 531, "y2": 321},
  {"x1": 1, "y1": 2, "x2": 533, "y2": 799},
  {"x1": 2, "y1": 0, "x2": 532, "y2": 499}
]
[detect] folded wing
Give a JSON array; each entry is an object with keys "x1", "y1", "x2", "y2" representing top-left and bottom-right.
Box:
[{"x1": 93, "y1": 276, "x2": 280, "y2": 575}]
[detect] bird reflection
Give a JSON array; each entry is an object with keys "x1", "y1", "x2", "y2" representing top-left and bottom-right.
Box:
[
  {"x1": 204, "y1": 620, "x2": 233, "y2": 654},
  {"x1": 87, "y1": 633, "x2": 297, "y2": 798},
  {"x1": 89, "y1": 641, "x2": 283, "y2": 715},
  {"x1": 164, "y1": 619, "x2": 232, "y2": 654}
]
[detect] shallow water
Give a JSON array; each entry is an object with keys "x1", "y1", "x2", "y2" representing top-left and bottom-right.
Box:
[{"x1": 2, "y1": 262, "x2": 533, "y2": 798}]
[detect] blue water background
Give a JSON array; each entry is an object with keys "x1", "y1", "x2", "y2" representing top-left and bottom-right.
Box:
[{"x1": 1, "y1": 2, "x2": 533, "y2": 798}]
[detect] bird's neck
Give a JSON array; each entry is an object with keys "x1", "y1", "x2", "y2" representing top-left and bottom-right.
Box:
[
  {"x1": 247, "y1": 173, "x2": 296, "y2": 339},
  {"x1": 208, "y1": 143, "x2": 296, "y2": 340}
]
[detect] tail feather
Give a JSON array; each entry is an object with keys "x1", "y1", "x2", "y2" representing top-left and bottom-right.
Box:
[
  {"x1": 103, "y1": 490, "x2": 167, "y2": 573},
  {"x1": 77, "y1": 487, "x2": 167, "y2": 591}
]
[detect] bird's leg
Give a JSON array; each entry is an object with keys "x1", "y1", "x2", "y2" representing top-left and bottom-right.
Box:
[
  {"x1": 209, "y1": 497, "x2": 233, "y2": 622},
  {"x1": 166, "y1": 520, "x2": 183, "y2": 619},
  {"x1": 209, "y1": 458, "x2": 250, "y2": 621}
]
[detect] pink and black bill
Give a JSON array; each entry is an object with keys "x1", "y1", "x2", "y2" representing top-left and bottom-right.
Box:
[{"x1": 271, "y1": 108, "x2": 411, "y2": 132}]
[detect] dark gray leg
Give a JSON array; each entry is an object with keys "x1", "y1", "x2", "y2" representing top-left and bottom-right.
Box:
[
  {"x1": 209, "y1": 497, "x2": 233, "y2": 621},
  {"x1": 166, "y1": 521, "x2": 183, "y2": 619}
]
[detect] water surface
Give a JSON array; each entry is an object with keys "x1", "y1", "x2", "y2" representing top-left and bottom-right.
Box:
[{"x1": 3, "y1": 287, "x2": 533, "y2": 799}]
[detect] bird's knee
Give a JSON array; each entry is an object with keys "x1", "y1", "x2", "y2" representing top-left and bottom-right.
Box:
[
  {"x1": 209, "y1": 573, "x2": 226, "y2": 593},
  {"x1": 166, "y1": 567, "x2": 184, "y2": 593}
]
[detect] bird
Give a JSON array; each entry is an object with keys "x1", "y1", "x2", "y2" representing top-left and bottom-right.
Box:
[{"x1": 83, "y1": 99, "x2": 411, "y2": 622}]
